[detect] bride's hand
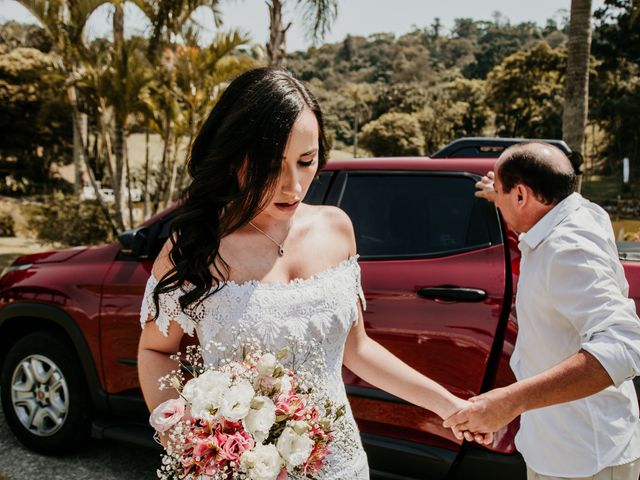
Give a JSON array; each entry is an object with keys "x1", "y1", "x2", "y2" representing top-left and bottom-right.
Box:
[{"x1": 442, "y1": 397, "x2": 494, "y2": 446}]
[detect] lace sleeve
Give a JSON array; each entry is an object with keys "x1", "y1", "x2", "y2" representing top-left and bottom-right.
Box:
[
  {"x1": 140, "y1": 275, "x2": 197, "y2": 337},
  {"x1": 352, "y1": 258, "x2": 366, "y2": 326}
]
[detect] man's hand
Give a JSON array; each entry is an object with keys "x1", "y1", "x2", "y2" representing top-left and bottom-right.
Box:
[
  {"x1": 438, "y1": 396, "x2": 495, "y2": 445},
  {"x1": 475, "y1": 171, "x2": 496, "y2": 203},
  {"x1": 443, "y1": 387, "x2": 521, "y2": 436}
]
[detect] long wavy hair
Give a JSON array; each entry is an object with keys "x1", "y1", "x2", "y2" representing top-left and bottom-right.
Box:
[{"x1": 152, "y1": 67, "x2": 329, "y2": 320}]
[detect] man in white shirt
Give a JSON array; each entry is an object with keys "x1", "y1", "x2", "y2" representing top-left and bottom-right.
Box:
[{"x1": 443, "y1": 142, "x2": 640, "y2": 480}]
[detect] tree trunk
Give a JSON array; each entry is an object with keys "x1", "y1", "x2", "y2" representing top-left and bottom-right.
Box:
[
  {"x1": 563, "y1": 0, "x2": 592, "y2": 158},
  {"x1": 96, "y1": 98, "x2": 125, "y2": 231},
  {"x1": 267, "y1": 0, "x2": 291, "y2": 67},
  {"x1": 353, "y1": 115, "x2": 358, "y2": 158},
  {"x1": 113, "y1": 116, "x2": 126, "y2": 229},
  {"x1": 143, "y1": 129, "x2": 150, "y2": 220},
  {"x1": 152, "y1": 120, "x2": 172, "y2": 215},
  {"x1": 124, "y1": 135, "x2": 134, "y2": 228},
  {"x1": 72, "y1": 109, "x2": 88, "y2": 195},
  {"x1": 67, "y1": 87, "x2": 119, "y2": 236},
  {"x1": 113, "y1": 1, "x2": 124, "y2": 47},
  {"x1": 112, "y1": 1, "x2": 127, "y2": 229},
  {"x1": 164, "y1": 136, "x2": 180, "y2": 208}
]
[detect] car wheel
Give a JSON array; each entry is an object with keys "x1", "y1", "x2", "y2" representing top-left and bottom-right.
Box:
[{"x1": 0, "y1": 332, "x2": 91, "y2": 454}]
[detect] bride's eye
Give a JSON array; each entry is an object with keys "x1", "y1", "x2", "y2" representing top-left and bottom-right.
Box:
[{"x1": 299, "y1": 159, "x2": 316, "y2": 167}]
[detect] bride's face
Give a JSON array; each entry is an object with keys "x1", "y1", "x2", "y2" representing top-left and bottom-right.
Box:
[{"x1": 261, "y1": 108, "x2": 320, "y2": 220}]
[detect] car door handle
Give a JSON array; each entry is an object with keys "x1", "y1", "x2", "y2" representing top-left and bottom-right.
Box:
[{"x1": 417, "y1": 287, "x2": 487, "y2": 303}]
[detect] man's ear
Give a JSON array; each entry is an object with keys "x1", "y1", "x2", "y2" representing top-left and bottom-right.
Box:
[{"x1": 515, "y1": 184, "x2": 527, "y2": 205}]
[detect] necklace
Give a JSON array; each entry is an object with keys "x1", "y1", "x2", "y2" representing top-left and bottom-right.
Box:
[{"x1": 248, "y1": 221, "x2": 290, "y2": 257}]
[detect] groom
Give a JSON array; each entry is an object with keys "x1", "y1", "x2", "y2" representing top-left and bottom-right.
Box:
[{"x1": 444, "y1": 142, "x2": 640, "y2": 480}]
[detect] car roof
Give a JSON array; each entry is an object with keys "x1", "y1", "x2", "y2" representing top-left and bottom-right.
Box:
[{"x1": 323, "y1": 157, "x2": 496, "y2": 176}]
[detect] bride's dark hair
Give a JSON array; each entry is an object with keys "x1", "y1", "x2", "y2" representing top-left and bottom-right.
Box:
[{"x1": 152, "y1": 67, "x2": 329, "y2": 319}]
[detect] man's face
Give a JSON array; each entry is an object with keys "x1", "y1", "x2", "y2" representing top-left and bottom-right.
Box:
[{"x1": 493, "y1": 168, "x2": 521, "y2": 233}]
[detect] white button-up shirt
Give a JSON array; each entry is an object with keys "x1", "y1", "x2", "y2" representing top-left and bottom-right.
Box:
[{"x1": 512, "y1": 192, "x2": 640, "y2": 477}]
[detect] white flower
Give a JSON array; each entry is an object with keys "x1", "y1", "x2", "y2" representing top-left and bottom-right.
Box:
[
  {"x1": 149, "y1": 398, "x2": 185, "y2": 433},
  {"x1": 276, "y1": 425, "x2": 314, "y2": 468},
  {"x1": 240, "y1": 444, "x2": 283, "y2": 480},
  {"x1": 278, "y1": 375, "x2": 292, "y2": 395},
  {"x1": 287, "y1": 420, "x2": 310, "y2": 436},
  {"x1": 218, "y1": 379, "x2": 255, "y2": 421},
  {"x1": 244, "y1": 396, "x2": 276, "y2": 443},
  {"x1": 256, "y1": 353, "x2": 277, "y2": 376},
  {"x1": 183, "y1": 370, "x2": 231, "y2": 421}
]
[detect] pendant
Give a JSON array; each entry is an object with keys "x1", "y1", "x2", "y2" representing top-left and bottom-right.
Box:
[{"x1": 278, "y1": 246, "x2": 285, "y2": 256}]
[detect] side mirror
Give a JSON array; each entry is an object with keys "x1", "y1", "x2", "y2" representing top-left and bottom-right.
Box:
[{"x1": 118, "y1": 226, "x2": 149, "y2": 258}]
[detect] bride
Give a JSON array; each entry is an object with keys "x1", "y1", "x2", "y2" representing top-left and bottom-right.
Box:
[{"x1": 137, "y1": 67, "x2": 488, "y2": 479}]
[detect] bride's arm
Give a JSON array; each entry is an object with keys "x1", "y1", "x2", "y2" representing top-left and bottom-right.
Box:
[
  {"x1": 138, "y1": 319, "x2": 184, "y2": 412},
  {"x1": 331, "y1": 206, "x2": 489, "y2": 443},
  {"x1": 342, "y1": 309, "x2": 466, "y2": 421},
  {"x1": 138, "y1": 239, "x2": 183, "y2": 412}
]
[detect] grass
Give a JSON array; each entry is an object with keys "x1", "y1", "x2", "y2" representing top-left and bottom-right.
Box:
[
  {"x1": 581, "y1": 174, "x2": 640, "y2": 201},
  {"x1": 0, "y1": 237, "x2": 49, "y2": 271}
]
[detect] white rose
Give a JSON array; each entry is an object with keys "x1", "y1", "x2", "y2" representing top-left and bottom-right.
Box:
[
  {"x1": 183, "y1": 371, "x2": 231, "y2": 421},
  {"x1": 240, "y1": 444, "x2": 283, "y2": 480},
  {"x1": 218, "y1": 379, "x2": 255, "y2": 421},
  {"x1": 276, "y1": 425, "x2": 314, "y2": 468},
  {"x1": 244, "y1": 396, "x2": 276, "y2": 443},
  {"x1": 256, "y1": 353, "x2": 277, "y2": 376}
]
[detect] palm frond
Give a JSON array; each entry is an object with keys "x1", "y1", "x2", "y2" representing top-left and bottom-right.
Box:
[{"x1": 296, "y1": 0, "x2": 338, "y2": 44}]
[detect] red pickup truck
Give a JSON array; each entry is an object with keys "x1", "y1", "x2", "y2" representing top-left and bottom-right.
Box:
[{"x1": 1, "y1": 139, "x2": 639, "y2": 479}]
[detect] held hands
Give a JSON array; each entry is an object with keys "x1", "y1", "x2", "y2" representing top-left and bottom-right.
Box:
[
  {"x1": 475, "y1": 171, "x2": 496, "y2": 203},
  {"x1": 442, "y1": 396, "x2": 494, "y2": 446},
  {"x1": 443, "y1": 387, "x2": 521, "y2": 444}
]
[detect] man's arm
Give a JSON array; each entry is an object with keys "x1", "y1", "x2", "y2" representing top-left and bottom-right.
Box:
[
  {"x1": 443, "y1": 349, "x2": 613, "y2": 434},
  {"x1": 445, "y1": 241, "x2": 640, "y2": 436}
]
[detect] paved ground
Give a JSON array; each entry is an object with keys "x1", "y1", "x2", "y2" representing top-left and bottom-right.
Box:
[{"x1": 0, "y1": 405, "x2": 161, "y2": 480}]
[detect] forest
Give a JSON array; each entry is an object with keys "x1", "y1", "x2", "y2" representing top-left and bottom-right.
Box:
[{"x1": 0, "y1": 0, "x2": 638, "y2": 244}]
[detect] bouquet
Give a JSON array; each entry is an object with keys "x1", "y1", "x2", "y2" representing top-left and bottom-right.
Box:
[{"x1": 149, "y1": 341, "x2": 345, "y2": 480}]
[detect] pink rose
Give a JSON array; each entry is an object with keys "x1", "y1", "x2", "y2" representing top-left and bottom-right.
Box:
[
  {"x1": 255, "y1": 374, "x2": 279, "y2": 393},
  {"x1": 222, "y1": 430, "x2": 254, "y2": 462},
  {"x1": 149, "y1": 398, "x2": 186, "y2": 433}
]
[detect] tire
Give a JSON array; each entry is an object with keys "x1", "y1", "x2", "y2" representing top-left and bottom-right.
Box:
[{"x1": 0, "y1": 332, "x2": 92, "y2": 454}]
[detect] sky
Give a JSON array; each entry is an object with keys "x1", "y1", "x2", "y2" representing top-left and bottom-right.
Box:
[{"x1": 1, "y1": 0, "x2": 607, "y2": 52}]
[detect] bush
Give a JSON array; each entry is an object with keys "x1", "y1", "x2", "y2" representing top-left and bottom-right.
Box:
[
  {"x1": 0, "y1": 212, "x2": 15, "y2": 236},
  {"x1": 28, "y1": 192, "x2": 114, "y2": 246},
  {"x1": 358, "y1": 112, "x2": 425, "y2": 156}
]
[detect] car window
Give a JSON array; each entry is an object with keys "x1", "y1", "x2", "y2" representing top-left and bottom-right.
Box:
[
  {"x1": 304, "y1": 171, "x2": 332, "y2": 205},
  {"x1": 338, "y1": 173, "x2": 497, "y2": 259}
]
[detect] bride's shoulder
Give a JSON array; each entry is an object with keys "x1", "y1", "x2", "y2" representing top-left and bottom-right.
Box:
[{"x1": 302, "y1": 204, "x2": 355, "y2": 253}]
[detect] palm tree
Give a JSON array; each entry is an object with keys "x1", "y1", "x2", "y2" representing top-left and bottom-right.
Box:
[
  {"x1": 91, "y1": 0, "x2": 223, "y2": 227},
  {"x1": 266, "y1": 0, "x2": 338, "y2": 67},
  {"x1": 15, "y1": 0, "x2": 119, "y2": 232},
  {"x1": 168, "y1": 31, "x2": 256, "y2": 203},
  {"x1": 562, "y1": 0, "x2": 593, "y2": 172}
]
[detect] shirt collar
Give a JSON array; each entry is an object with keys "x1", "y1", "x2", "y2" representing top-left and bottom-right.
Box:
[{"x1": 519, "y1": 192, "x2": 583, "y2": 251}]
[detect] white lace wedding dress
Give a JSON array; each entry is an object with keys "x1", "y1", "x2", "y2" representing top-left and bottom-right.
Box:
[{"x1": 140, "y1": 255, "x2": 369, "y2": 479}]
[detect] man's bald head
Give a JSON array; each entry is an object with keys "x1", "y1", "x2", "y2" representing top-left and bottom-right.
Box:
[{"x1": 496, "y1": 142, "x2": 578, "y2": 206}]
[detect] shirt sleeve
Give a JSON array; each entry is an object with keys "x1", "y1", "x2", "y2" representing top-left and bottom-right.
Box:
[
  {"x1": 140, "y1": 274, "x2": 197, "y2": 337},
  {"x1": 546, "y1": 242, "x2": 640, "y2": 387}
]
